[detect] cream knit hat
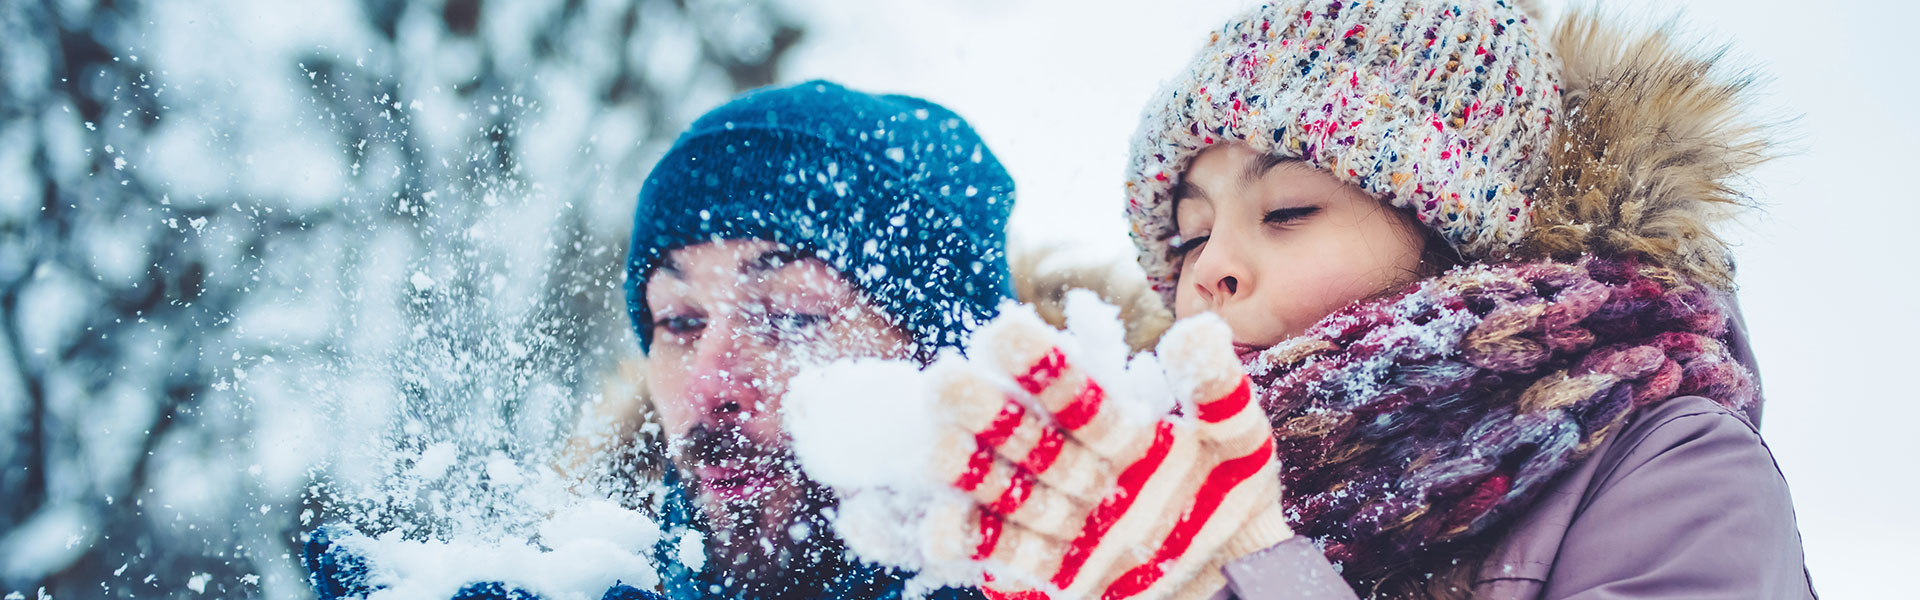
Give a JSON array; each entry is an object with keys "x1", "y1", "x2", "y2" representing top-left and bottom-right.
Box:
[{"x1": 1125, "y1": 0, "x2": 1562, "y2": 303}]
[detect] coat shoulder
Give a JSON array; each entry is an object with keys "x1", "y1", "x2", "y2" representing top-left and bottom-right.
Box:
[
  {"x1": 1584, "y1": 395, "x2": 1766, "y2": 492},
  {"x1": 1536, "y1": 395, "x2": 1815, "y2": 598}
]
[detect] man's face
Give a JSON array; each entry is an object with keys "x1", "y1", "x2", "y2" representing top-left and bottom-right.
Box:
[{"x1": 643, "y1": 239, "x2": 914, "y2": 582}]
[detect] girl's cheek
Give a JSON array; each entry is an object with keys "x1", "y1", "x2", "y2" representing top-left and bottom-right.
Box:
[
  {"x1": 1274, "y1": 257, "x2": 1364, "y2": 329},
  {"x1": 1170, "y1": 282, "x2": 1202, "y2": 320},
  {"x1": 1169, "y1": 257, "x2": 1210, "y2": 320}
]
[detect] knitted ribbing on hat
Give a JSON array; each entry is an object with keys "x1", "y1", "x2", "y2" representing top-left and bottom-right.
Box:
[
  {"x1": 1126, "y1": 0, "x2": 1562, "y2": 305},
  {"x1": 1243, "y1": 257, "x2": 1756, "y2": 585}
]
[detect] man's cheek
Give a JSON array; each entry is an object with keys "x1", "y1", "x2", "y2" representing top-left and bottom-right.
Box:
[
  {"x1": 646, "y1": 379, "x2": 693, "y2": 433},
  {"x1": 741, "y1": 422, "x2": 789, "y2": 453},
  {"x1": 653, "y1": 407, "x2": 697, "y2": 443}
]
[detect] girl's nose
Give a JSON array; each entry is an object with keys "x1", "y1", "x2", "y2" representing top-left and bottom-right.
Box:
[{"x1": 1188, "y1": 240, "x2": 1246, "y2": 310}]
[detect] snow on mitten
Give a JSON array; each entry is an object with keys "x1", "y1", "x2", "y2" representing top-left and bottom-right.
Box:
[{"x1": 922, "y1": 307, "x2": 1292, "y2": 600}]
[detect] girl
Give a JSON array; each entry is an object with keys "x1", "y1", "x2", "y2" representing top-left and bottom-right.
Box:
[{"x1": 905, "y1": 1, "x2": 1814, "y2": 598}]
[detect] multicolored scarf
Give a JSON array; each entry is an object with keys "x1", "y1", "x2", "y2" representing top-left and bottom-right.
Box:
[{"x1": 1243, "y1": 257, "x2": 1757, "y2": 584}]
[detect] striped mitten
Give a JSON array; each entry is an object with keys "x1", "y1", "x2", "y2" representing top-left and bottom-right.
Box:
[{"x1": 921, "y1": 308, "x2": 1292, "y2": 600}]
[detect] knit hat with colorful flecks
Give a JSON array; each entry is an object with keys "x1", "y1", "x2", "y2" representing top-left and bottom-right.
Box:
[{"x1": 1125, "y1": 0, "x2": 1562, "y2": 304}]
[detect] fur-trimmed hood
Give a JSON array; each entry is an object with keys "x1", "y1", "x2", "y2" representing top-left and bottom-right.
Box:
[
  {"x1": 1094, "y1": 8, "x2": 1777, "y2": 347},
  {"x1": 1122, "y1": 2, "x2": 1775, "y2": 305},
  {"x1": 1515, "y1": 9, "x2": 1774, "y2": 290}
]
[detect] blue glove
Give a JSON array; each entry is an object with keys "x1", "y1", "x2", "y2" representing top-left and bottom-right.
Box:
[
  {"x1": 305, "y1": 526, "x2": 374, "y2": 600},
  {"x1": 302, "y1": 526, "x2": 664, "y2": 600}
]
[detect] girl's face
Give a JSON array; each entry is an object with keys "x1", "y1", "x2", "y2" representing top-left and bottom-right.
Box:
[{"x1": 1171, "y1": 143, "x2": 1429, "y2": 347}]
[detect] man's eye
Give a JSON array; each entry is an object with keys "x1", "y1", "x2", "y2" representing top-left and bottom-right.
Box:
[
  {"x1": 654, "y1": 315, "x2": 706, "y2": 336},
  {"x1": 769, "y1": 313, "x2": 827, "y2": 332},
  {"x1": 1172, "y1": 235, "x2": 1209, "y2": 257}
]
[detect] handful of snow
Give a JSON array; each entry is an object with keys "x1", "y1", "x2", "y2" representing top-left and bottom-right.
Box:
[
  {"x1": 324, "y1": 436, "x2": 675, "y2": 600},
  {"x1": 334, "y1": 499, "x2": 664, "y2": 600},
  {"x1": 782, "y1": 292, "x2": 1179, "y2": 580},
  {"x1": 785, "y1": 359, "x2": 945, "y2": 492},
  {"x1": 783, "y1": 357, "x2": 964, "y2": 578}
]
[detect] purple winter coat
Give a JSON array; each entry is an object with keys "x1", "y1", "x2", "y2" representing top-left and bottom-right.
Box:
[{"x1": 1210, "y1": 301, "x2": 1816, "y2": 599}]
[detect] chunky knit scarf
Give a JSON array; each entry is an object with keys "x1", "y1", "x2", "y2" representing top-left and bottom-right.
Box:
[{"x1": 1243, "y1": 257, "x2": 1758, "y2": 585}]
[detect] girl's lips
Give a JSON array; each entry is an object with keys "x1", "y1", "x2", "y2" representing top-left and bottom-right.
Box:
[{"x1": 1232, "y1": 342, "x2": 1267, "y2": 361}]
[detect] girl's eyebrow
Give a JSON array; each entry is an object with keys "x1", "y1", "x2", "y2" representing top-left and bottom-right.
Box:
[
  {"x1": 1171, "y1": 178, "x2": 1206, "y2": 204},
  {"x1": 1242, "y1": 153, "x2": 1293, "y2": 186},
  {"x1": 1171, "y1": 153, "x2": 1293, "y2": 213},
  {"x1": 1169, "y1": 178, "x2": 1208, "y2": 222}
]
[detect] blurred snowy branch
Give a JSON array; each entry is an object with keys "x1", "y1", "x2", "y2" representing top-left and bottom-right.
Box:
[{"x1": 0, "y1": 0, "x2": 803, "y2": 597}]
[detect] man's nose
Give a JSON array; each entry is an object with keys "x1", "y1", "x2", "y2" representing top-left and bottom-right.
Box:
[{"x1": 682, "y1": 314, "x2": 762, "y2": 422}]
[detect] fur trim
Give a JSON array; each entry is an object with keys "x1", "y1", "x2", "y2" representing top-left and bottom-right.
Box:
[
  {"x1": 1517, "y1": 10, "x2": 1774, "y2": 290},
  {"x1": 560, "y1": 356, "x2": 667, "y2": 496},
  {"x1": 1010, "y1": 246, "x2": 1173, "y2": 354}
]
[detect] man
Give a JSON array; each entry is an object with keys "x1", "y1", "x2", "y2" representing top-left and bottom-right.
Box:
[
  {"x1": 624, "y1": 80, "x2": 1015, "y2": 600},
  {"x1": 302, "y1": 80, "x2": 1023, "y2": 600}
]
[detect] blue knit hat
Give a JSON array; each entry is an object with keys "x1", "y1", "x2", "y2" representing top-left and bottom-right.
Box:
[{"x1": 625, "y1": 80, "x2": 1016, "y2": 353}]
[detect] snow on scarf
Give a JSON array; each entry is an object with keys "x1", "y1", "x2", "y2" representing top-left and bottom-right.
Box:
[{"x1": 1243, "y1": 257, "x2": 1757, "y2": 584}]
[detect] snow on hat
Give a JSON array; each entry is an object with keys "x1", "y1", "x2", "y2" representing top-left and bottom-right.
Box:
[
  {"x1": 626, "y1": 80, "x2": 1016, "y2": 353},
  {"x1": 1125, "y1": 0, "x2": 1562, "y2": 304}
]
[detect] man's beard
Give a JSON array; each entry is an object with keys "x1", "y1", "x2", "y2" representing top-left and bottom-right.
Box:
[{"x1": 675, "y1": 423, "x2": 856, "y2": 598}]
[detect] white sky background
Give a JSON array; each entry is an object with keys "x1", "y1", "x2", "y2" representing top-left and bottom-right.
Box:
[{"x1": 778, "y1": 0, "x2": 1920, "y2": 596}]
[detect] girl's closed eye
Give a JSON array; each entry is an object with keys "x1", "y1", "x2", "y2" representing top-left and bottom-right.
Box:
[
  {"x1": 1263, "y1": 206, "x2": 1321, "y2": 226},
  {"x1": 1173, "y1": 234, "x2": 1210, "y2": 257}
]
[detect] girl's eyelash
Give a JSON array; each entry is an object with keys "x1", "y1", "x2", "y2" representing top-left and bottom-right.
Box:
[
  {"x1": 1173, "y1": 235, "x2": 1209, "y2": 256},
  {"x1": 1175, "y1": 206, "x2": 1317, "y2": 256},
  {"x1": 1264, "y1": 206, "x2": 1321, "y2": 224}
]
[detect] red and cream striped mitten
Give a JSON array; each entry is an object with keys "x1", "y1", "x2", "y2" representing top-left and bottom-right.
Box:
[{"x1": 920, "y1": 308, "x2": 1292, "y2": 600}]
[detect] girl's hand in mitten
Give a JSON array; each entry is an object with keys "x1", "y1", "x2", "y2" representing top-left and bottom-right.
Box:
[{"x1": 923, "y1": 308, "x2": 1291, "y2": 600}]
